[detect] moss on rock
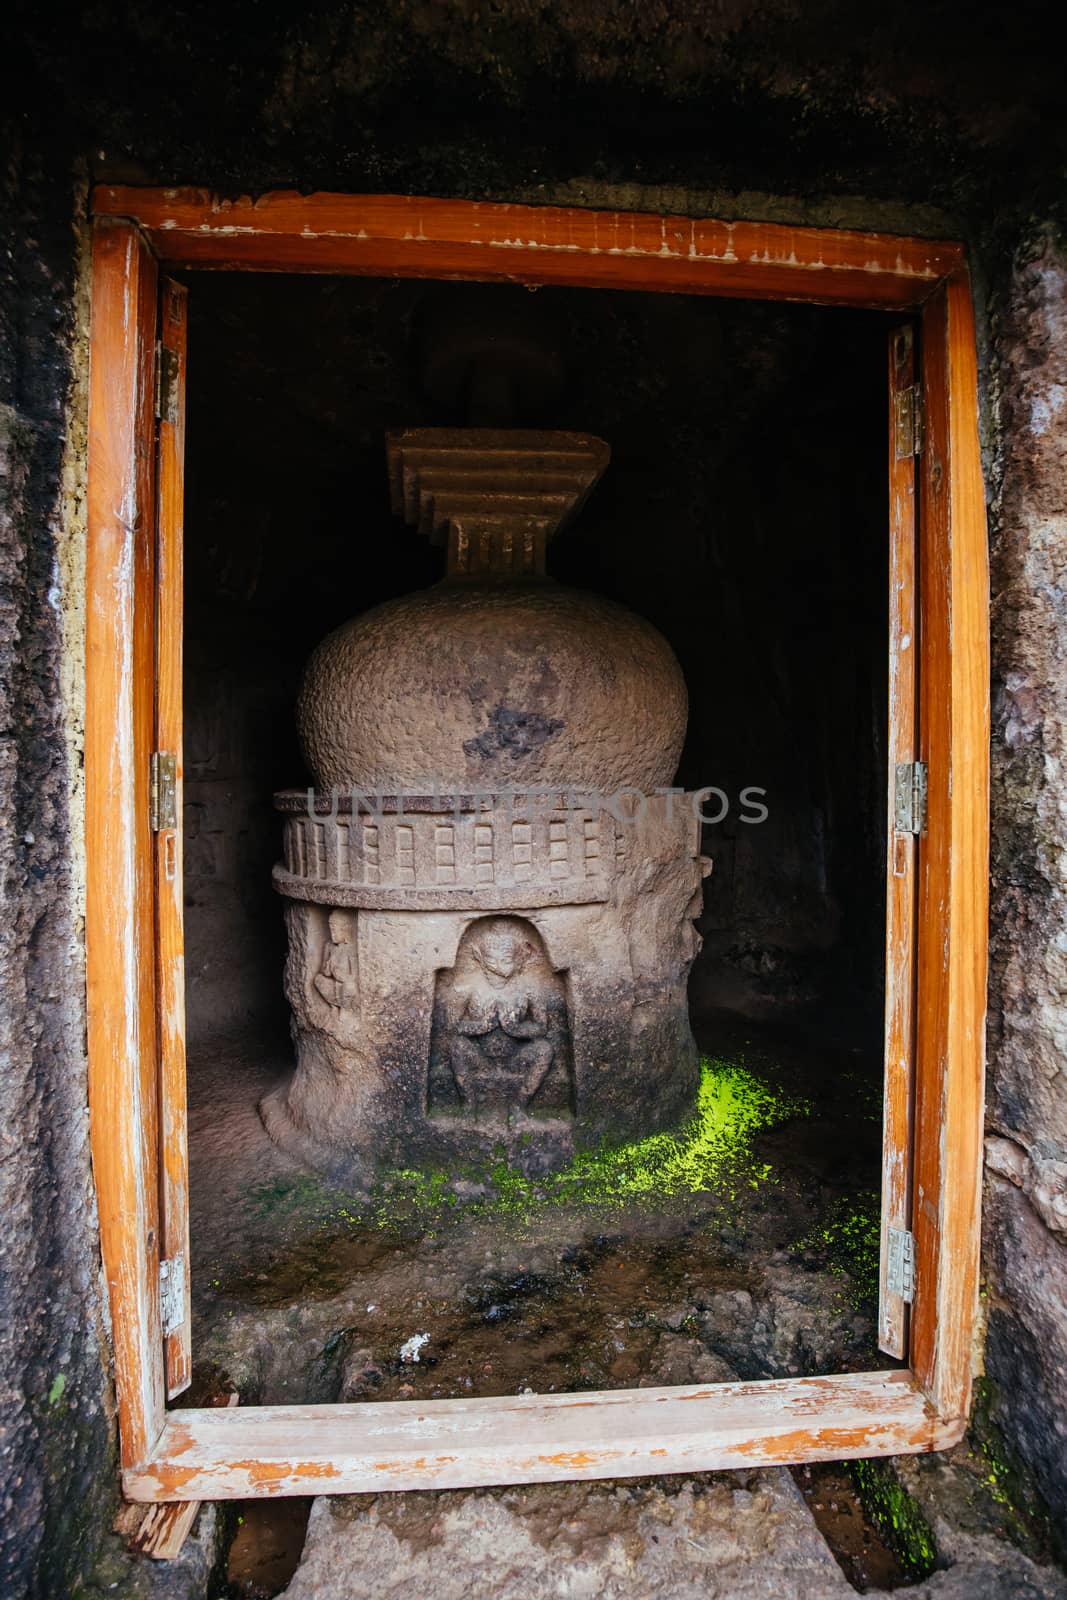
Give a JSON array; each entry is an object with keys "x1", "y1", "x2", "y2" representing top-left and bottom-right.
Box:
[{"x1": 850, "y1": 1458, "x2": 938, "y2": 1583}]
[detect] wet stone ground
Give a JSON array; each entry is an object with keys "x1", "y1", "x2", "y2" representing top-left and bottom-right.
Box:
[
  {"x1": 185, "y1": 1015, "x2": 1067, "y2": 1600},
  {"x1": 187, "y1": 1014, "x2": 889, "y2": 1410}
]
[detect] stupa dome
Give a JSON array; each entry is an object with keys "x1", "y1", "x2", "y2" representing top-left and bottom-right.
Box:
[{"x1": 297, "y1": 431, "x2": 687, "y2": 795}]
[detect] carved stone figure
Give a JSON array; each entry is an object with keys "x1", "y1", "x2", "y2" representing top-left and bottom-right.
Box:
[
  {"x1": 313, "y1": 909, "x2": 359, "y2": 1010},
  {"x1": 430, "y1": 917, "x2": 571, "y2": 1124},
  {"x1": 263, "y1": 431, "x2": 709, "y2": 1184}
]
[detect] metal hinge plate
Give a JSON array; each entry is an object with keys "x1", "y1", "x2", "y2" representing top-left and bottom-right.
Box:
[
  {"x1": 893, "y1": 384, "x2": 924, "y2": 459},
  {"x1": 154, "y1": 342, "x2": 181, "y2": 424},
  {"x1": 894, "y1": 761, "x2": 928, "y2": 834},
  {"x1": 159, "y1": 1256, "x2": 185, "y2": 1337},
  {"x1": 886, "y1": 1227, "x2": 916, "y2": 1302},
  {"x1": 150, "y1": 752, "x2": 178, "y2": 832}
]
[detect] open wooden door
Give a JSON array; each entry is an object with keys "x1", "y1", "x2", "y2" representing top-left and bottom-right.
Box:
[
  {"x1": 879, "y1": 323, "x2": 921, "y2": 1359},
  {"x1": 155, "y1": 277, "x2": 191, "y2": 1398},
  {"x1": 85, "y1": 194, "x2": 986, "y2": 1503}
]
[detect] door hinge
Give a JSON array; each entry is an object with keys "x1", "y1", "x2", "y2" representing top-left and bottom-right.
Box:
[
  {"x1": 150, "y1": 752, "x2": 178, "y2": 832},
  {"x1": 894, "y1": 761, "x2": 928, "y2": 835},
  {"x1": 894, "y1": 383, "x2": 924, "y2": 459},
  {"x1": 886, "y1": 1227, "x2": 916, "y2": 1303},
  {"x1": 159, "y1": 1256, "x2": 186, "y2": 1337},
  {"x1": 154, "y1": 341, "x2": 181, "y2": 424}
]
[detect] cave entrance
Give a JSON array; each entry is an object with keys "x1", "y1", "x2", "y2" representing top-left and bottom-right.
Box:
[{"x1": 85, "y1": 191, "x2": 988, "y2": 1508}]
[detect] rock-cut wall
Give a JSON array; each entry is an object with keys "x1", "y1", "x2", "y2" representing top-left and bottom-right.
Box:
[
  {"x1": 985, "y1": 225, "x2": 1067, "y2": 1538},
  {"x1": 0, "y1": 149, "x2": 121, "y2": 1596},
  {"x1": 1, "y1": 3, "x2": 1066, "y2": 1591}
]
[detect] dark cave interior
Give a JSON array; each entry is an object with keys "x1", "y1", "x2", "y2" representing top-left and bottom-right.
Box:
[
  {"x1": 181, "y1": 278, "x2": 897, "y2": 1410},
  {"x1": 182, "y1": 272, "x2": 892, "y2": 1053}
]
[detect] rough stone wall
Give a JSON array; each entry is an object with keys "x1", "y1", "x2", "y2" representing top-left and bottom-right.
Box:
[
  {"x1": 0, "y1": 141, "x2": 118, "y2": 1597},
  {"x1": 0, "y1": 3, "x2": 1066, "y2": 1592},
  {"x1": 984, "y1": 226, "x2": 1067, "y2": 1537},
  {"x1": 0, "y1": 124, "x2": 223, "y2": 1600}
]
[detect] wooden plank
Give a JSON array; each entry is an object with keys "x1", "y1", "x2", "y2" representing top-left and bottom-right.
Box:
[
  {"x1": 91, "y1": 188, "x2": 963, "y2": 310},
  {"x1": 910, "y1": 272, "x2": 990, "y2": 1418},
  {"x1": 122, "y1": 1370, "x2": 960, "y2": 1502},
  {"x1": 123, "y1": 1395, "x2": 239, "y2": 1556},
  {"x1": 125, "y1": 1498, "x2": 201, "y2": 1561},
  {"x1": 86, "y1": 217, "x2": 166, "y2": 1468},
  {"x1": 879, "y1": 325, "x2": 920, "y2": 1359},
  {"x1": 155, "y1": 278, "x2": 191, "y2": 1399}
]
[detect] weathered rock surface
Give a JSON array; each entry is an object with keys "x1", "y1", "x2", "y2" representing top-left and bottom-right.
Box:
[
  {"x1": 283, "y1": 1474, "x2": 853, "y2": 1600},
  {"x1": 280, "y1": 1471, "x2": 1067, "y2": 1600},
  {"x1": 299, "y1": 580, "x2": 689, "y2": 795},
  {"x1": 0, "y1": 183, "x2": 127, "y2": 1597},
  {"x1": 986, "y1": 226, "x2": 1067, "y2": 1534},
  {"x1": 2, "y1": 5, "x2": 1067, "y2": 1593},
  {"x1": 187, "y1": 1025, "x2": 881, "y2": 1409},
  {"x1": 271, "y1": 431, "x2": 704, "y2": 1180},
  {"x1": 297, "y1": 428, "x2": 687, "y2": 796},
  {"x1": 265, "y1": 796, "x2": 706, "y2": 1182}
]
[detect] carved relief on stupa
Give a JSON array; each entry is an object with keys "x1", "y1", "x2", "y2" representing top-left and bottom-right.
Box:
[{"x1": 261, "y1": 431, "x2": 710, "y2": 1185}]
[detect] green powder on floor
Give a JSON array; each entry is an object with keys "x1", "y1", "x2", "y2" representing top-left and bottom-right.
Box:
[
  {"x1": 374, "y1": 1056, "x2": 810, "y2": 1228},
  {"x1": 796, "y1": 1192, "x2": 881, "y2": 1308}
]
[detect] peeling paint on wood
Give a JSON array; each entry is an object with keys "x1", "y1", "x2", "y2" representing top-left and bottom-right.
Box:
[
  {"x1": 86, "y1": 217, "x2": 165, "y2": 1470},
  {"x1": 91, "y1": 189, "x2": 963, "y2": 310},
  {"x1": 911, "y1": 273, "x2": 989, "y2": 1420},
  {"x1": 85, "y1": 197, "x2": 988, "y2": 1505},
  {"x1": 120, "y1": 1372, "x2": 959, "y2": 1502},
  {"x1": 880, "y1": 322, "x2": 920, "y2": 1360},
  {"x1": 155, "y1": 277, "x2": 192, "y2": 1400}
]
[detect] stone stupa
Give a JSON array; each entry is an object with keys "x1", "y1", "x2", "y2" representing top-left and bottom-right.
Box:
[{"x1": 261, "y1": 428, "x2": 710, "y2": 1185}]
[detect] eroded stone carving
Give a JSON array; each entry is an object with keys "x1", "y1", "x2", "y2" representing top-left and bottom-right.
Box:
[
  {"x1": 263, "y1": 431, "x2": 709, "y2": 1184},
  {"x1": 313, "y1": 909, "x2": 359, "y2": 1011},
  {"x1": 295, "y1": 432, "x2": 688, "y2": 799},
  {"x1": 429, "y1": 917, "x2": 572, "y2": 1124}
]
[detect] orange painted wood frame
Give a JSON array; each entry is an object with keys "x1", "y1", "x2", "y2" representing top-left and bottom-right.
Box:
[
  {"x1": 879, "y1": 324, "x2": 921, "y2": 1360},
  {"x1": 155, "y1": 276, "x2": 192, "y2": 1400},
  {"x1": 86, "y1": 188, "x2": 988, "y2": 1501}
]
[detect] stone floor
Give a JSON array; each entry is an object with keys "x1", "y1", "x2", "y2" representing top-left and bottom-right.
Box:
[
  {"x1": 172, "y1": 1016, "x2": 1066, "y2": 1599},
  {"x1": 186, "y1": 1013, "x2": 889, "y2": 1408},
  {"x1": 276, "y1": 1466, "x2": 1067, "y2": 1600}
]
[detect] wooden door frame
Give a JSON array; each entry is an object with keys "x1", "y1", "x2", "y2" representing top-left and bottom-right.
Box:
[{"x1": 86, "y1": 188, "x2": 989, "y2": 1501}]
